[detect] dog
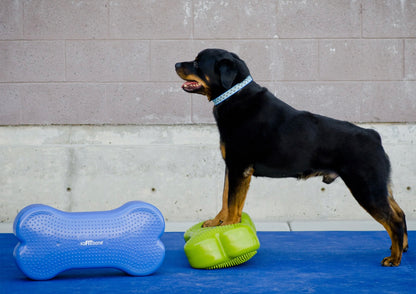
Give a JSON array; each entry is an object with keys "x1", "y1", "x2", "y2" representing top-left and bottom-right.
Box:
[{"x1": 175, "y1": 48, "x2": 408, "y2": 266}]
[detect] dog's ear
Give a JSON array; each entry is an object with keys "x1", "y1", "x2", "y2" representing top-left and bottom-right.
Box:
[{"x1": 218, "y1": 58, "x2": 238, "y2": 89}]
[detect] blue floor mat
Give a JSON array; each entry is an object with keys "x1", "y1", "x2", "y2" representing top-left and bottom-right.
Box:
[{"x1": 1, "y1": 231, "x2": 415, "y2": 294}]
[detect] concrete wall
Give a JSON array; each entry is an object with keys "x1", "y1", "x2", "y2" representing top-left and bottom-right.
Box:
[
  {"x1": 0, "y1": 1, "x2": 415, "y2": 228},
  {"x1": 0, "y1": 124, "x2": 415, "y2": 225}
]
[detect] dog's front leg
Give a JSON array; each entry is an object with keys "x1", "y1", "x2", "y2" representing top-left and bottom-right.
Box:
[
  {"x1": 203, "y1": 166, "x2": 254, "y2": 227},
  {"x1": 203, "y1": 167, "x2": 230, "y2": 227}
]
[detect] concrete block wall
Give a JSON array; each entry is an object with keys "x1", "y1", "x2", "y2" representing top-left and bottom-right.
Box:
[
  {"x1": 0, "y1": 1, "x2": 415, "y2": 228},
  {"x1": 0, "y1": 0, "x2": 415, "y2": 124}
]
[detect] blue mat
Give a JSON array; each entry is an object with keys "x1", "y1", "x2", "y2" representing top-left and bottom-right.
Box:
[{"x1": 1, "y1": 231, "x2": 415, "y2": 293}]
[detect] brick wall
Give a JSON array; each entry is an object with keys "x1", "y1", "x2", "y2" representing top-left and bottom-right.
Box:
[{"x1": 1, "y1": 0, "x2": 415, "y2": 125}]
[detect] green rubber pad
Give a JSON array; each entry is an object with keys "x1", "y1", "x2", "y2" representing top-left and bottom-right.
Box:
[{"x1": 183, "y1": 213, "x2": 260, "y2": 269}]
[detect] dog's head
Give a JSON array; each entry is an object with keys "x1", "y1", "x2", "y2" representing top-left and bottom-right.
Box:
[{"x1": 175, "y1": 49, "x2": 251, "y2": 101}]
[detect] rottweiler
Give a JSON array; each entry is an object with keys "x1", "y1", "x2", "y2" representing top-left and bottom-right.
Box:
[{"x1": 175, "y1": 48, "x2": 408, "y2": 266}]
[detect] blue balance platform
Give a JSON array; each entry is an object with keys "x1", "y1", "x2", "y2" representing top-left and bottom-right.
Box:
[{"x1": 13, "y1": 201, "x2": 165, "y2": 280}]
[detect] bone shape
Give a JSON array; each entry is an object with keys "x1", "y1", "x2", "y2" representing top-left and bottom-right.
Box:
[{"x1": 13, "y1": 201, "x2": 165, "y2": 280}]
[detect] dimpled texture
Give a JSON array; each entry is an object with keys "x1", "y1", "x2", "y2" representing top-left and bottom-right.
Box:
[
  {"x1": 184, "y1": 213, "x2": 260, "y2": 269},
  {"x1": 13, "y1": 201, "x2": 165, "y2": 280}
]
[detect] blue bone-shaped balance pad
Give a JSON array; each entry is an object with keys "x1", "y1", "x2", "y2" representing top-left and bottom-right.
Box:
[{"x1": 13, "y1": 201, "x2": 165, "y2": 280}]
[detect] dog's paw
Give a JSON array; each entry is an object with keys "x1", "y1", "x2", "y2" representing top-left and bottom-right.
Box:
[
  {"x1": 202, "y1": 219, "x2": 222, "y2": 227},
  {"x1": 381, "y1": 256, "x2": 401, "y2": 267},
  {"x1": 203, "y1": 217, "x2": 242, "y2": 227}
]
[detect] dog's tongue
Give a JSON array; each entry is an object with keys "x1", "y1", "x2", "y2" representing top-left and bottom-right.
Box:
[{"x1": 182, "y1": 81, "x2": 201, "y2": 91}]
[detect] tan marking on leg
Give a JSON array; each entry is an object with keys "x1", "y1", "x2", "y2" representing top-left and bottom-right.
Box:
[
  {"x1": 203, "y1": 166, "x2": 254, "y2": 227},
  {"x1": 203, "y1": 168, "x2": 229, "y2": 227},
  {"x1": 369, "y1": 185, "x2": 405, "y2": 266},
  {"x1": 203, "y1": 142, "x2": 227, "y2": 227},
  {"x1": 220, "y1": 141, "x2": 226, "y2": 160},
  {"x1": 224, "y1": 166, "x2": 254, "y2": 225},
  {"x1": 387, "y1": 184, "x2": 408, "y2": 252},
  {"x1": 379, "y1": 218, "x2": 403, "y2": 266}
]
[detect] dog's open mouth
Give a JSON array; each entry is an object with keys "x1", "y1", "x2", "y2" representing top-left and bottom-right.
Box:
[{"x1": 182, "y1": 81, "x2": 203, "y2": 93}]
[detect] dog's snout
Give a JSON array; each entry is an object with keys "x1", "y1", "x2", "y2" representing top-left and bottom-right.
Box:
[{"x1": 175, "y1": 62, "x2": 182, "y2": 71}]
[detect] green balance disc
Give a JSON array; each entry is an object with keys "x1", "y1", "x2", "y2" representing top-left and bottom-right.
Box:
[{"x1": 184, "y1": 213, "x2": 260, "y2": 269}]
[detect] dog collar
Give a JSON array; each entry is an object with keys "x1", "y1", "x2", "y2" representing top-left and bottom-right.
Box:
[{"x1": 212, "y1": 75, "x2": 253, "y2": 106}]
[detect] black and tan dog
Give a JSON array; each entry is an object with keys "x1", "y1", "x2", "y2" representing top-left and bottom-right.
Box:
[{"x1": 175, "y1": 48, "x2": 408, "y2": 266}]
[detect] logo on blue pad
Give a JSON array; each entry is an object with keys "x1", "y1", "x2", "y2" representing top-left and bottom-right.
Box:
[{"x1": 80, "y1": 240, "x2": 104, "y2": 246}]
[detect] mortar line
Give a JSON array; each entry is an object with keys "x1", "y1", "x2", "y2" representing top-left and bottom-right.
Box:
[
  {"x1": 4, "y1": 37, "x2": 413, "y2": 42},
  {"x1": 64, "y1": 40, "x2": 67, "y2": 82},
  {"x1": 21, "y1": 0, "x2": 25, "y2": 37},
  {"x1": 0, "y1": 79, "x2": 411, "y2": 85},
  {"x1": 107, "y1": 0, "x2": 110, "y2": 38},
  {"x1": 317, "y1": 40, "x2": 320, "y2": 79},
  {"x1": 403, "y1": 39, "x2": 406, "y2": 79},
  {"x1": 360, "y1": 1, "x2": 363, "y2": 39},
  {"x1": 191, "y1": 0, "x2": 195, "y2": 40}
]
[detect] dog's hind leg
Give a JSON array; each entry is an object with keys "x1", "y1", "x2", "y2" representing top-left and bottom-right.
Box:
[
  {"x1": 377, "y1": 194, "x2": 407, "y2": 266},
  {"x1": 343, "y1": 174, "x2": 406, "y2": 266},
  {"x1": 388, "y1": 184, "x2": 408, "y2": 252}
]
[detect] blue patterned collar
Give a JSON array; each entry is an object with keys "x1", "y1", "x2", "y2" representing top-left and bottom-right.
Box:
[{"x1": 212, "y1": 75, "x2": 253, "y2": 106}]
